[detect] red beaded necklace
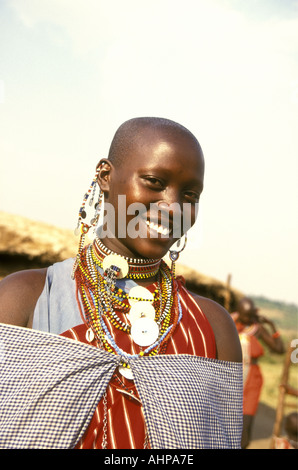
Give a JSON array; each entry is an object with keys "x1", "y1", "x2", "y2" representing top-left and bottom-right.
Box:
[{"x1": 92, "y1": 238, "x2": 161, "y2": 281}]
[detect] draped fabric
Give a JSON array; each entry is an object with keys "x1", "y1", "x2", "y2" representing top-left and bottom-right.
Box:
[
  {"x1": 231, "y1": 313, "x2": 264, "y2": 415},
  {"x1": 130, "y1": 354, "x2": 243, "y2": 449},
  {"x1": 58, "y1": 272, "x2": 217, "y2": 449},
  {"x1": 0, "y1": 323, "x2": 243, "y2": 449},
  {"x1": 0, "y1": 323, "x2": 118, "y2": 449},
  {"x1": 0, "y1": 258, "x2": 243, "y2": 449}
]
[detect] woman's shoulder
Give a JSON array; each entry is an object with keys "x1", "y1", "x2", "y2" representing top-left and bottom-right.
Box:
[
  {"x1": 0, "y1": 268, "x2": 48, "y2": 327},
  {"x1": 188, "y1": 291, "x2": 242, "y2": 363}
]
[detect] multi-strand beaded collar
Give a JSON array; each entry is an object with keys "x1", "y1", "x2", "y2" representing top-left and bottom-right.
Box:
[
  {"x1": 73, "y1": 237, "x2": 182, "y2": 379},
  {"x1": 92, "y1": 238, "x2": 162, "y2": 281}
]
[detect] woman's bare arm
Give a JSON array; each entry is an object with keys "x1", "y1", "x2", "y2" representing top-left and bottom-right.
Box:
[{"x1": 0, "y1": 269, "x2": 47, "y2": 328}]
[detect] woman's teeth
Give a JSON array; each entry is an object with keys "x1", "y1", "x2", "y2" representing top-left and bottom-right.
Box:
[{"x1": 146, "y1": 220, "x2": 170, "y2": 236}]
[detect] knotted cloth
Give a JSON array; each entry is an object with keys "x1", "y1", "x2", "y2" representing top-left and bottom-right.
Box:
[{"x1": 0, "y1": 323, "x2": 242, "y2": 449}]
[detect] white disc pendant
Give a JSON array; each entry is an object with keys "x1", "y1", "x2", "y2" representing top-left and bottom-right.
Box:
[
  {"x1": 118, "y1": 365, "x2": 134, "y2": 380},
  {"x1": 128, "y1": 286, "x2": 154, "y2": 305},
  {"x1": 128, "y1": 301, "x2": 155, "y2": 324},
  {"x1": 130, "y1": 318, "x2": 159, "y2": 347},
  {"x1": 102, "y1": 254, "x2": 129, "y2": 279}
]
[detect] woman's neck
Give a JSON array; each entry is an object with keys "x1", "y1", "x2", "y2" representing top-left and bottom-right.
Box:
[
  {"x1": 96, "y1": 236, "x2": 159, "y2": 262},
  {"x1": 92, "y1": 237, "x2": 162, "y2": 285}
]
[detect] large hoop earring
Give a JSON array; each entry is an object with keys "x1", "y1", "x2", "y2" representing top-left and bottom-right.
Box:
[{"x1": 169, "y1": 233, "x2": 187, "y2": 278}]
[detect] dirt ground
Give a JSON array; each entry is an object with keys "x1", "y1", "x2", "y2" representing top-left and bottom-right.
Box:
[{"x1": 247, "y1": 402, "x2": 277, "y2": 449}]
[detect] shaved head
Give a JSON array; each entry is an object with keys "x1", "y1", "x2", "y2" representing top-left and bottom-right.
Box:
[
  {"x1": 107, "y1": 117, "x2": 202, "y2": 167},
  {"x1": 237, "y1": 297, "x2": 255, "y2": 312}
]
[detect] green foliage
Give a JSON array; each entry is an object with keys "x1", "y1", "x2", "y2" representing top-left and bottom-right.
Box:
[
  {"x1": 251, "y1": 295, "x2": 298, "y2": 334},
  {"x1": 251, "y1": 295, "x2": 298, "y2": 316}
]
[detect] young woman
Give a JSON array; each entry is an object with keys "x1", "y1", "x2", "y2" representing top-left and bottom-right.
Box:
[{"x1": 0, "y1": 117, "x2": 243, "y2": 449}]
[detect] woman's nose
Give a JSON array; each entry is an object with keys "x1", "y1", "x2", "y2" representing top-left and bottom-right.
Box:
[
  {"x1": 163, "y1": 187, "x2": 181, "y2": 206},
  {"x1": 156, "y1": 199, "x2": 182, "y2": 220},
  {"x1": 154, "y1": 199, "x2": 184, "y2": 237}
]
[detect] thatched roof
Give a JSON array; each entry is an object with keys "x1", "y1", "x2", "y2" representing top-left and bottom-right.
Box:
[
  {"x1": 0, "y1": 211, "x2": 78, "y2": 276},
  {"x1": 0, "y1": 211, "x2": 242, "y2": 310},
  {"x1": 175, "y1": 264, "x2": 242, "y2": 311}
]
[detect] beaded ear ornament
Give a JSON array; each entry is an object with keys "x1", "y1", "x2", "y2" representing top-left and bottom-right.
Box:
[{"x1": 72, "y1": 166, "x2": 103, "y2": 279}]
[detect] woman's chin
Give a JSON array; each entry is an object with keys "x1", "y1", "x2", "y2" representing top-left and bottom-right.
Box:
[{"x1": 102, "y1": 235, "x2": 174, "y2": 260}]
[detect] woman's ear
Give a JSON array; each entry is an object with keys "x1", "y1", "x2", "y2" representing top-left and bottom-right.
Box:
[{"x1": 96, "y1": 158, "x2": 113, "y2": 194}]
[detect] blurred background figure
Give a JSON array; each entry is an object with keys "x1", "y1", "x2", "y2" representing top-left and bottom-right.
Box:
[
  {"x1": 272, "y1": 412, "x2": 298, "y2": 449},
  {"x1": 232, "y1": 297, "x2": 284, "y2": 448}
]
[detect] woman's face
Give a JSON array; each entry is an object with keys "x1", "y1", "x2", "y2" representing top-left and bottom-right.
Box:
[{"x1": 98, "y1": 128, "x2": 204, "y2": 260}]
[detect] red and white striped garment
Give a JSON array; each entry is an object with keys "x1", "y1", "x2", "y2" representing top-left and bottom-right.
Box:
[{"x1": 61, "y1": 278, "x2": 216, "y2": 449}]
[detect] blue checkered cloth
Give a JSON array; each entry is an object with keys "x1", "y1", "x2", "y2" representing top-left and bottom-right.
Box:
[
  {"x1": 130, "y1": 355, "x2": 243, "y2": 448},
  {"x1": 0, "y1": 323, "x2": 243, "y2": 449}
]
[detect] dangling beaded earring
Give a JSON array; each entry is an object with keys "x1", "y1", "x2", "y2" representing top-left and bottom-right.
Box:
[
  {"x1": 72, "y1": 167, "x2": 103, "y2": 279},
  {"x1": 169, "y1": 233, "x2": 187, "y2": 278}
]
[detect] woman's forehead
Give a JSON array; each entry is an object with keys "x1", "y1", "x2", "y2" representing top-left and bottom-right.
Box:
[{"x1": 124, "y1": 130, "x2": 204, "y2": 171}]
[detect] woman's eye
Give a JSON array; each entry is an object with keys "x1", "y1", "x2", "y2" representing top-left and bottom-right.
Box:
[
  {"x1": 184, "y1": 191, "x2": 200, "y2": 202},
  {"x1": 143, "y1": 177, "x2": 164, "y2": 189}
]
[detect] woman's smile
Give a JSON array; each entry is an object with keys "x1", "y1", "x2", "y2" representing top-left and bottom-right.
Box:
[{"x1": 145, "y1": 219, "x2": 171, "y2": 237}]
